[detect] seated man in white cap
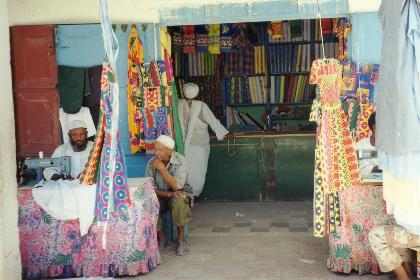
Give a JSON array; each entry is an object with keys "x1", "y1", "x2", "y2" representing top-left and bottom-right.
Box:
[
  {"x1": 145, "y1": 135, "x2": 192, "y2": 256},
  {"x1": 179, "y1": 83, "x2": 233, "y2": 200},
  {"x1": 44, "y1": 120, "x2": 94, "y2": 180}
]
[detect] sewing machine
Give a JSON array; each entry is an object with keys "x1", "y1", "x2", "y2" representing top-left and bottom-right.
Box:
[{"x1": 17, "y1": 156, "x2": 71, "y2": 187}]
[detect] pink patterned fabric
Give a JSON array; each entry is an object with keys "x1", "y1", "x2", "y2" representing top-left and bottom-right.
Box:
[
  {"x1": 18, "y1": 178, "x2": 160, "y2": 279},
  {"x1": 327, "y1": 185, "x2": 394, "y2": 275}
]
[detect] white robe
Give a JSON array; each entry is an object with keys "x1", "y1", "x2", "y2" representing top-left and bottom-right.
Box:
[
  {"x1": 43, "y1": 141, "x2": 94, "y2": 180},
  {"x1": 179, "y1": 100, "x2": 229, "y2": 197},
  {"x1": 34, "y1": 141, "x2": 96, "y2": 236}
]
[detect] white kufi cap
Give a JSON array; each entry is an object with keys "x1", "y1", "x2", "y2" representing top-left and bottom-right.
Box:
[
  {"x1": 183, "y1": 83, "x2": 199, "y2": 99},
  {"x1": 68, "y1": 120, "x2": 87, "y2": 131},
  {"x1": 156, "y1": 135, "x2": 175, "y2": 150}
]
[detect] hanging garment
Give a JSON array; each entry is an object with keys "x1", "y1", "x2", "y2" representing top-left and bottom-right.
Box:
[
  {"x1": 178, "y1": 100, "x2": 229, "y2": 197},
  {"x1": 80, "y1": 60, "x2": 130, "y2": 221},
  {"x1": 333, "y1": 18, "x2": 351, "y2": 62},
  {"x1": 57, "y1": 65, "x2": 90, "y2": 114},
  {"x1": 268, "y1": 22, "x2": 283, "y2": 40},
  {"x1": 59, "y1": 107, "x2": 97, "y2": 144},
  {"x1": 170, "y1": 82, "x2": 185, "y2": 155},
  {"x1": 196, "y1": 25, "x2": 209, "y2": 52},
  {"x1": 208, "y1": 24, "x2": 221, "y2": 54},
  {"x1": 171, "y1": 26, "x2": 183, "y2": 51},
  {"x1": 83, "y1": 65, "x2": 103, "y2": 127},
  {"x1": 183, "y1": 25, "x2": 196, "y2": 54},
  {"x1": 356, "y1": 104, "x2": 375, "y2": 141},
  {"x1": 376, "y1": 0, "x2": 420, "y2": 155},
  {"x1": 127, "y1": 25, "x2": 144, "y2": 153},
  {"x1": 220, "y1": 23, "x2": 233, "y2": 53},
  {"x1": 141, "y1": 106, "x2": 171, "y2": 151},
  {"x1": 309, "y1": 59, "x2": 361, "y2": 238}
]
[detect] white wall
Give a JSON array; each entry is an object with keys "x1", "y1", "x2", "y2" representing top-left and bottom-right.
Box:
[
  {"x1": 348, "y1": 0, "x2": 381, "y2": 13},
  {"x1": 7, "y1": 0, "x2": 383, "y2": 26},
  {"x1": 0, "y1": 0, "x2": 22, "y2": 279}
]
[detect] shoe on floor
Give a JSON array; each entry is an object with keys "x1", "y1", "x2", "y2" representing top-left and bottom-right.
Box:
[{"x1": 176, "y1": 240, "x2": 186, "y2": 256}]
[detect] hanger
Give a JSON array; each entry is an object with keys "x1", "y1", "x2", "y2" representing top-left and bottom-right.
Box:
[{"x1": 316, "y1": 0, "x2": 326, "y2": 60}]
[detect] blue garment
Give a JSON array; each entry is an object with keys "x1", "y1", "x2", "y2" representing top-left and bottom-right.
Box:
[
  {"x1": 379, "y1": 151, "x2": 420, "y2": 180},
  {"x1": 376, "y1": 0, "x2": 420, "y2": 154}
]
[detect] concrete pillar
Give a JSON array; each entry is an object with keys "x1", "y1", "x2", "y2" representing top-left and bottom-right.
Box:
[{"x1": 0, "y1": 0, "x2": 22, "y2": 278}]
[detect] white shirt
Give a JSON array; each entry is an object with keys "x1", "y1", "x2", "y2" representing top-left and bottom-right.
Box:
[{"x1": 43, "y1": 141, "x2": 94, "y2": 180}]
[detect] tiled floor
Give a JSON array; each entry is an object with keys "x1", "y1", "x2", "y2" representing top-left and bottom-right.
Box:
[{"x1": 130, "y1": 201, "x2": 392, "y2": 280}]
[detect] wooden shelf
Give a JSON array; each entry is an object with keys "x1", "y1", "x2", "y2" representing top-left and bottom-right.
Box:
[{"x1": 224, "y1": 73, "x2": 266, "y2": 78}]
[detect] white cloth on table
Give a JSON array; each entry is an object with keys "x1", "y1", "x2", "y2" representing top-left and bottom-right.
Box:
[
  {"x1": 32, "y1": 179, "x2": 97, "y2": 236},
  {"x1": 43, "y1": 141, "x2": 94, "y2": 180},
  {"x1": 179, "y1": 100, "x2": 229, "y2": 197},
  {"x1": 60, "y1": 107, "x2": 96, "y2": 143}
]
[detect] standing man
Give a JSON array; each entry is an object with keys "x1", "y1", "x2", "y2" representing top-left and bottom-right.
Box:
[
  {"x1": 178, "y1": 83, "x2": 233, "y2": 200},
  {"x1": 146, "y1": 135, "x2": 192, "y2": 256}
]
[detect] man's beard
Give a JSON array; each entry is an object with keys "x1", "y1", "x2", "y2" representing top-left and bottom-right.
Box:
[{"x1": 70, "y1": 139, "x2": 88, "y2": 151}]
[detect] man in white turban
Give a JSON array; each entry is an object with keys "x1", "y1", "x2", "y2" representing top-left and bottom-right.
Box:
[
  {"x1": 43, "y1": 120, "x2": 94, "y2": 180},
  {"x1": 146, "y1": 135, "x2": 193, "y2": 256},
  {"x1": 179, "y1": 83, "x2": 233, "y2": 199}
]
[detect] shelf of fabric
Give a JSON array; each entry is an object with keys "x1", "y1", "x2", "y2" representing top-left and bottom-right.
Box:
[
  {"x1": 271, "y1": 117, "x2": 310, "y2": 121},
  {"x1": 268, "y1": 41, "x2": 311, "y2": 45},
  {"x1": 224, "y1": 74, "x2": 266, "y2": 78},
  {"x1": 270, "y1": 102, "x2": 312, "y2": 106},
  {"x1": 271, "y1": 72, "x2": 310, "y2": 75},
  {"x1": 227, "y1": 103, "x2": 267, "y2": 107},
  {"x1": 315, "y1": 39, "x2": 339, "y2": 43}
]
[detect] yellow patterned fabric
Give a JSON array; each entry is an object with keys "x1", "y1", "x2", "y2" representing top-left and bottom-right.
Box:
[
  {"x1": 127, "y1": 25, "x2": 144, "y2": 153},
  {"x1": 310, "y1": 59, "x2": 361, "y2": 237}
]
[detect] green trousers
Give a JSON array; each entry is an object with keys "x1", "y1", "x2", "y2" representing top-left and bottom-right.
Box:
[{"x1": 157, "y1": 197, "x2": 191, "y2": 231}]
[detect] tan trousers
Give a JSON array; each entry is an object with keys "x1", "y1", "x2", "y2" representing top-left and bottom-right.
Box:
[
  {"x1": 368, "y1": 225, "x2": 420, "y2": 272},
  {"x1": 157, "y1": 197, "x2": 191, "y2": 231}
]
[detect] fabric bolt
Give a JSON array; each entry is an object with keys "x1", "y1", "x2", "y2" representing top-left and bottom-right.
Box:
[
  {"x1": 58, "y1": 65, "x2": 90, "y2": 114},
  {"x1": 369, "y1": 225, "x2": 420, "y2": 273},
  {"x1": 183, "y1": 25, "x2": 196, "y2": 53},
  {"x1": 220, "y1": 23, "x2": 233, "y2": 53},
  {"x1": 376, "y1": 0, "x2": 420, "y2": 154},
  {"x1": 208, "y1": 24, "x2": 221, "y2": 54},
  {"x1": 232, "y1": 23, "x2": 250, "y2": 49},
  {"x1": 310, "y1": 59, "x2": 361, "y2": 238}
]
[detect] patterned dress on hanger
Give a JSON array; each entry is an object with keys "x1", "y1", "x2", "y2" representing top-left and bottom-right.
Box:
[{"x1": 309, "y1": 59, "x2": 361, "y2": 238}]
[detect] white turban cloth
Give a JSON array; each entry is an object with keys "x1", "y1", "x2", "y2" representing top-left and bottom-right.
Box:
[
  {"x1": 68, "y1": 120, "x2": 88, "y2": 131},
  {"x1": 184, "y1": 83, "x2": 199, "y2": 99},
  {"x1": 156, "y1": 135, "x2": 175, "y2": 150}
]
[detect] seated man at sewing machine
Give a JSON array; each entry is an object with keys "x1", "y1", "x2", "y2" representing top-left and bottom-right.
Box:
[{"x1": 43, "y1": 120, "x2": 94, "y2": 181}]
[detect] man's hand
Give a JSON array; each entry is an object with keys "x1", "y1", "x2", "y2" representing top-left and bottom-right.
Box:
[
  {"x1": 50, "y1": 174, "x2": 64, "y2": 181},
  {"x1": 170, "y1": 191, "x2": 187, "y2": 198},
  {"x1": 225, "y1": 132, "x2": 235, "y2": 140},
  {"x1": 151, "y1": 159, "x2": 166, "y2": 171}
]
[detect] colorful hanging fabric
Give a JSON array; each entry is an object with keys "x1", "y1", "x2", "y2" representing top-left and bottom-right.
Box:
[
  {"x1": 196, "y1": 25, "x2": 209, "y2": 53},
  {"x1": 268, "y1": 22, "x2": 283, "y2": 40},
  {"x1": 141, "y1": 106, "x2": 171, "y2": 150},
  {"x1": 309, "y1": 59, "x2": 361, "y2": 238},
  {"x1": 220, "y1": 23, "x2": 233, "y2": 53},
  {"x1": 127, "y1": 25, "x2": 144, "y2": 154},
  {"x1": 171, "y1": 26, "x2": 183, "y2": 51},
  {"x1": 341, "y1": 61, "x2": 358, "y2": 100},
  {"x1": 334, "y1": 18, "x2": 352, "y2": 62},
  {"x1": 356, "y1": 104, "x2": 375, "y2": 141},
  {"x1": 80, "y1": 60, "x2": 130, "y2": 222},
  {"x1": 232, "y1": 23, "x2": 250, "y2": 49},
  {"x1": 170, "y1": 81, "x2": 184, "y2": 155},
  {"x1": 208, "y1": 24, "x2": 221, "y2": 54},
  {"x1": 183, "y1": 25, "x2": 196, "y2": 53}
]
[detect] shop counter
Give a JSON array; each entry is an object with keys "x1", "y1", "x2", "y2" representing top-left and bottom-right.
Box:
[
  {"x1": 203, "y1": 132, "x2": 316, "y2": 201},
  {"x1": 18, "y1": 178, "x2": 160, "y2": 279}
]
